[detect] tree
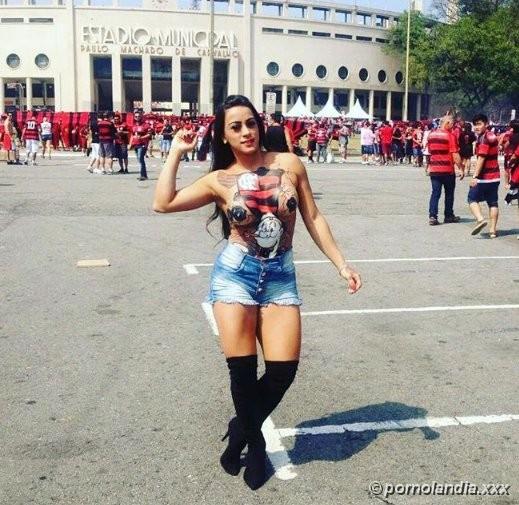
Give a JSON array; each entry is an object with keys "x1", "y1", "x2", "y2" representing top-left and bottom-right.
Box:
[{"x1": 386, "y1": 5, "x2": 519, "y2": 115}]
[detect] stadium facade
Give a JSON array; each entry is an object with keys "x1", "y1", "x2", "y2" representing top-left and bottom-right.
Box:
[{"x1": 0, "y1": 0, "x2": 430, "y2": 119}]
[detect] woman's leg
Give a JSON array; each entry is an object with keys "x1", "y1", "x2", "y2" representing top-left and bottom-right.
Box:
[{"x1": 213, "y1": 304, "x2": 260, "y2": 481}]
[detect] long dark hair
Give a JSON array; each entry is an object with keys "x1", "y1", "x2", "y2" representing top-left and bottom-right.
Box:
[{"x1": 206, "y1": 95, "x2": 266, "y2": 239}]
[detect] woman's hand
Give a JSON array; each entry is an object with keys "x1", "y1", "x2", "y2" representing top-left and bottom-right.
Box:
[
  {"x1": 172, "y1": 132, "x2": 198, "y2": 156},
  {"x1": 339, "y1": 265, "x2": 362, "y2": 294}
]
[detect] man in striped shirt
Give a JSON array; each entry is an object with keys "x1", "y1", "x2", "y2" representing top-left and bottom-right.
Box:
[
  {"x1": 468, "y1": 114, "x2": 501, "y2": 237},
  {"x1": 427, "y1": 116, "x2": 463, "y2": 226}
]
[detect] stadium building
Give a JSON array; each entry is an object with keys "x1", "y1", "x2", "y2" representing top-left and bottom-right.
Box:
[{"x1": 0, "y1": 0, "x2": 429, "y2": 119}]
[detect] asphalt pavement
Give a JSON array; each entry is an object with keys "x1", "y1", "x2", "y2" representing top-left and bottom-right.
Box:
[{"x1": 1, "y1": 152, "x2": 518, "y2": 505}]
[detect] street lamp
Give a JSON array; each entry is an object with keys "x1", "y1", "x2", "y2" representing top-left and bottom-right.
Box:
[
  {"x1": 208, "y1": 0, "x2": 214, "y2": 115},
  {"x1": 6, "y1": 82, "x2": 25, "y2": 111},
  {"x1": 403, "y1": 0, "x2": 411, "y2": 121}
]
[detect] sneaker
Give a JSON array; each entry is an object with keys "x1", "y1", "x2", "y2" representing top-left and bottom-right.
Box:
[
  {"x1": 23, "y1": 160, "x2": 28, "y2": 165},
  {"x1": 429, "y1": 217, "x2": 440, "y2": 226},
  {"x1": 444, "y1": 215, "x2": 461, "y2": 224},
  {"x1": 87, "y1": 167, "x2": 93, "y2": 173},
  {"x1": 471, "y1": 220, "x2": 487, "y2": 235},
  {"x1": 92, "y1": 168, "x2": 103, "y2": 174},
  {"x1": 117, "y1": 169, "x2": 125, "y2": 174},
  {"x1": 137, "y1": 176, "x2": 148, "y2": 181}
]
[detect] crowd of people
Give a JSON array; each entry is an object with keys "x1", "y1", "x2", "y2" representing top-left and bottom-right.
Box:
[{"x1": 1, "y1": 108, "x2": 517, "y2": 237}]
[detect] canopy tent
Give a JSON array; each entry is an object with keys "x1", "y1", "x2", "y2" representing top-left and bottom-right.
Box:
[
  {"x1": 314, "y1": 96, "x2": 342, "y2": 118},
  {"x1": 285, "y1": 96, "x2": 314, "y2": 118},
  {"x1": 343, "y1": 99, "x2": 370, "y2": 120}
]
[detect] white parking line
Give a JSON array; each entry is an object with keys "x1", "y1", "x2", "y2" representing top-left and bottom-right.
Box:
[
  {"x1": 184, "y1": 255, "x2": 519, "y2": 275},
  {"x1": 262, "y1": 417, "x2": 298, "y2": 481},
  {"x1": 276, "y1": 413, "x2": 519, "y2": 438},
  {"x1": 301, "y1": 304, "x2": 519, "y2": 317}
]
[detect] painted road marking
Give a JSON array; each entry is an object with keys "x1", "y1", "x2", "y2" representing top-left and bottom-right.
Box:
[
  {"x1": 76, "y1": 258, "x2": 110, "y2": 268},
  {"x1": 263, "y1": 416, "x2": 297, "y2": 481},
  {"x1": 184, "y1": 256, "x2": 519, "y2": 275},
  {"x1": 201, "y1": 302, "x2": 219, "y2": 336},
  {"x1": 301, "y1": 304, "x2": 519, "y2": 317},
  {"x1": 276, "y1": 413, "x2": 519, "y2": 438}
]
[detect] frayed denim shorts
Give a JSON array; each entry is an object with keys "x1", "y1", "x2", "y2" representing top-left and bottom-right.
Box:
[{"x1": 206, "y1": 243, "x2": 302, "y2": 307}]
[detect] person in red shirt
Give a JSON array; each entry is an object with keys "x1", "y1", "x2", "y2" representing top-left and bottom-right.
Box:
[
  {"x1": 315, "y1": 122, "x2": 329, "y2": 163},
  {"x1": 129, "y1": 110, "x2": 152, "y2": 180},
  {"x1": 306, "y1": 121, "x2": 317, "y2": 163},
  {"x1": 97, "y1": 112, "x2": 116, "y2": 174},
  {"x1": 22, "y1": 113, "x2": 41, "y2": 166},
  {"x1": 468, "y1": 113, "x2": 501, "y2": 237},
  {"x1": 114, "y1": 115, "x2": 130, "y2": 174},
  {"x1": 379, "y1": 121, "x2": 393, "y2": 165},
  {"x1": 427, "y1": 116, "x2": 463, "y2": 226},
  {"x1": 412, "y1": 124, "x2": 424, "y2": 167},
  {"x1": 504, "y1": 120, "x2": 519, "y2": 214}
]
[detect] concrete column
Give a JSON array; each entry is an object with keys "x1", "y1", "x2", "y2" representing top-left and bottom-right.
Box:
[
  {"x1": 228, "y1": 57, "x2": 239, "y2": 95},
  {"x1": 142, "y1": 54, "x2": 151, "y2": 112},
  {"x1": 328, "y1": 87, "x2": 334, "y2": 103},
  {"x1": 112, "y1": 54, "x2": 123, "y2": 112},
  {"x1": 256, "y1": 0, "x2": 262, "y2": 14},
  {"x1": 329, "y1": 8, "x2": 336, "y2": 22},
  {"x1": 306, "y1": 85, "x2": 313, "y2": 112},
  {"x1": 172, "y1": 55, "x2": 182, "y2": 115},
  {"x1": 0, "y1": 77, "x2": 4, "y2": 114},
  {"x1": 281, "y1": 85, "x2": 288, "y2": 115},
  {"x1": 25, "y1": 77, "x2": 33, "y2": 111},
  {"x1": 306, "y1": 5, "x2": 312, "y2": 19},
  {"x1": 349, "y1": 88, "x2": 355, "y2": 112},
  {"x1": 242, "y1": 0, "x2": 253, "y2": 98},
  {"x1": 386, "y1": 91, "x2": 392, "y2": 121},
  {"x1": 282, "y1": 1, "x2": 288, "y2": 16},
  {"x1": 416, "y1": 93, "x2": 422, "y2": 120},
  {"x1": 368, "y1": 89, "x2": 374, "y2": 119},
  {"x1": 229, "y1": 0, "x2": 235, "y2": 13},
  {"x1": 200, "y1": 56, "x2": 211, "y2": 115}
]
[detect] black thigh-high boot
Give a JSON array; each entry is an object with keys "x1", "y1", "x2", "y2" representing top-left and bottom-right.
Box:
[
  {"x1": 257, "y1": 360, "x2": 299, "y2": 422},
  {"x1": 221, "y1": 356, "x2": 262, "y2": 480}
]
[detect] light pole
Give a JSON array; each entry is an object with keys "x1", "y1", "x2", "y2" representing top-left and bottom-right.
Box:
[
  {"x1": 208, "y1": 0, "x2": 214, "y2": 115},
  {"x1": 6, "y1": 82, "x2": 25, "y2": 111},
  {"x1": 403, "y1": 0, "x2": 411, "y2": 121}
]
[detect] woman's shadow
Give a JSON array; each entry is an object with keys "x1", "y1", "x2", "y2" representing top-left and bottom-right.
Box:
[{"x1": 268, "y1": 402, "x2": 440, "y2": 472}]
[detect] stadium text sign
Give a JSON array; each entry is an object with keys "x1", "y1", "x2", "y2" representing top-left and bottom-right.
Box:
[{"x1": 80, "y1": 26, "x2": 239, "y2": 57}]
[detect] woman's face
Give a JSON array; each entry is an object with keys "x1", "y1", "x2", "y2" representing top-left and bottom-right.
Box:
[{"x1": 223, "y1": 106, "x2": 259, "y2": 155}]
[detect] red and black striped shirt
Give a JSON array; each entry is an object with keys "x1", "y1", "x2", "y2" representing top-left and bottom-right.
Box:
[
  {"x1": 427, "y1": 128, "x2": 458, "y2": 175},
  {"x1": 97, "y1": 119, "x2": 116, "y2": 142},
  {"x1": 24, "y1": 120, "x2": 40, "y2": 140},
  {"x1": 475, "y1": 131, "x2": 500, "y2": 182}
]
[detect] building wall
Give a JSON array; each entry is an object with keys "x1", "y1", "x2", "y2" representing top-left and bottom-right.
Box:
[{"x1": 0, "y1": 0, "x2": 426, "y2": 119}]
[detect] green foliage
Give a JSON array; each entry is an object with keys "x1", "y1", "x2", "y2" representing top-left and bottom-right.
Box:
[{"x1": 385, "y1": 5, "x2": 519, "y2": 114}]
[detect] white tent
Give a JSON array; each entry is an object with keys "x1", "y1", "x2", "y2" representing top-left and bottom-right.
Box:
[
  {"x1": 343, "y1": 99, "x2": 370, "y2": 120},
  {"x1": 315, "y1": 96, "x2": 341, "y2": 118},
  {"x1": 285, "y1": 96, "x2": 314, "y2": 118}
]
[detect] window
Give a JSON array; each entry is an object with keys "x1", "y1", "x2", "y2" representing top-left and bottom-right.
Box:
[
  {"x1": 35, "y1": 53, "x2": 50, "y2": 69},
  {"x1": 378, "y1": 70, "x2": 387, "y2": 83},
  {"x1": 356, "y1": 36, "x2": 372, "y2": 42},
  {"x1": 376, "y1": 38, "x2": 389, "y2": 44},
  {"x1": 375, "y1": 15, "x2": 389, "y2": 28},
  {"x1": 151, "y1": 58, "x2": 172, "y2": 80},
  {"x1": 6, "y1": 54, "x2": 20, "y2": 69},
  {"x1": 288, "y1": 4, "x2": 306, "y2": 18},
  {"x1": 395, "y1": 71, "x2": 404, "y2": 84},
  {"x1": 359, "y1": 68, "x2": 369, "y2": 82},
  {"x1": 292, "y1": 63, "x2": 304, "y2": 77},
  {"x1": 335, "y1": 33, "x2": 352, "y2": 39},
  {"x1": 262, "y1": 27, "x2": 283, "y2": 33},
  {"x1": 234, "y1": 0, "x2": 243, "y2": 13},
  {"x1": 29, "y1": 18, "x2": 53, "y2": 23},
  {"x1": 288, "y1": 29, "x2": 307, "y2": 35},
  {"x1": 262, "y1": 2, "x2": 283, "y2": 16},
  {"x1": 316, "y1": 65, "x2": 327, "y2": 79},
  {"x1": 312, "y1": 7, "x2": 329, "y2": 21},
  {"x1": 313, "y1": 32, "x2": 330, "y2": 37},
  {"x1": 267, "y1": 61, "x2": 280, "y2": 76},
  {"x1": 122, "y1": 57, "x2": 142, "y2": 80},
  {"x1": 357, "y1": 13, "x2": 371, "y2": 25},
  {"x1": 93, "y1": 56, "x2": 112, "y2": 79},
  {"x1": 338, "y1": 66, "x2": 348, "y2": 80},
  {"x1": 336, "y1": 10, "x2": 352, "y2": 23},
  {"x1": 1, "y1": 18, "x2": 24, "y2": 23}
]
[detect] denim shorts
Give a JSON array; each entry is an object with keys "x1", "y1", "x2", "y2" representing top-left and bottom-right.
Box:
[
  {"x1": 467, "y1": 181, "x2": 500, "y2": 207},
  {"x1": 206, "y1": 243, "x2": 302, "y2": 307}
]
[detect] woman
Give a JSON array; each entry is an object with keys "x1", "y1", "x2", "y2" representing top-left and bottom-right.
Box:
[
  {"x1": 153, "y1": 95, "x2": 362, "y2": 490},
  {"x1": 458, "y1": 121, "x2": 476, "y2": 176},
  {"x1": 338, "y1": 122, "x2": 350, "y2": 162},
  {"x1": 86, "y1": 119, "x2": 100, "y2": 174},
  {"x1": 159, "y1": 118, "x2": 174, "y2": 161},
  {"x1": 306, "y1": 120, "x2": 317, "y2": 163},
  {"x1": 40, "y1": 116, "x2": 53, "y2": 160}
]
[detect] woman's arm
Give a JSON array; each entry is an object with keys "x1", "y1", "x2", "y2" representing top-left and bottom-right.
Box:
[
  {"x1": 289, "y1": 154, "x2": 362, "y2": 294},
  {"x1": 284, "y1": 126, "x2": 294, "y2": 153},
  {"x1": 153, "y1": 137, "x2": 215, "y2": 213}
]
